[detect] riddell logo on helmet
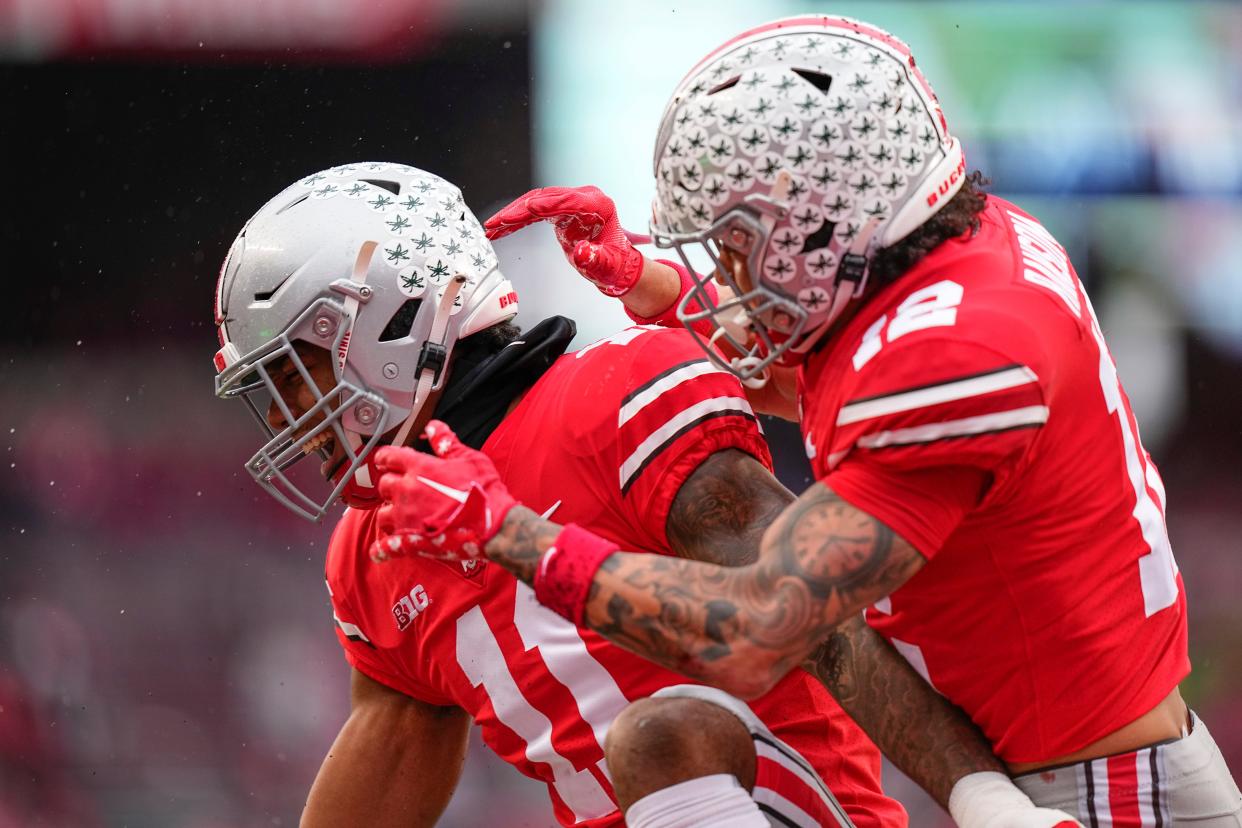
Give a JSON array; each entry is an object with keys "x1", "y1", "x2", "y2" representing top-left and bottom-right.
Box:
[
  {"x1": 925, "y1": 155, "x2": 967, "y2": 209},
  {"x1": 499, "y1": 291, "x2": 518, "y2": 309}
]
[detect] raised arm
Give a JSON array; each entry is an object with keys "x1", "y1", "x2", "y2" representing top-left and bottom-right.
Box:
[
  {"x1": 484, "y1": 185, "x2": 681, "y2": 318},
  {"x1": 484, "y1": 185, "x2": 800, "y2": 419},
  {"x1": 302, "y1": 668, "x2": 471, "y2": 828}
]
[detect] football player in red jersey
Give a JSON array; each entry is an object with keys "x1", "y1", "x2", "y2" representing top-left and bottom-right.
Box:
[
  {"x1": 370, "y1": 15, "x2": 1242, "y2": 827},
  {"x1": 212, "y1": 162, "x2": 1082, "y2": 827}
]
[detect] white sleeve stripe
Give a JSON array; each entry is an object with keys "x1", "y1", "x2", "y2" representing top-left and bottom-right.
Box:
[
  {"x1": 855, "y1": 405, "x2": 1049, "y2": 449},
  {"x1": 837, "y1": 365, "x2": 1039, "y2": 426},
  {"x1": 333, "y1": 612, "x2": 371, "y2": 644},
  {"x1": 754, "y1": 739, "x2": 852, "y2": 824},
  {"x1": 618, "y1": 359, "x2": 721, "y2": 427},
  {"x1": 619, "y1": 395, "x2": 754, "y2": 491},
  {"x1": 1145, "y1": 464, "x2": 1167, "y2": 514}
]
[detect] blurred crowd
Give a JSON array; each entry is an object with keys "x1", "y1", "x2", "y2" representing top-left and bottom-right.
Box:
[{"x1": 2, "y1": 1, "x2": 1240, "y2": 826}]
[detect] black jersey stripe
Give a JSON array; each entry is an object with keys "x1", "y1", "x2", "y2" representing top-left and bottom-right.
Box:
[
  {"x1": 620, "y1": 357, "x2": 712, "y2": 407},
  {"x1": 333, "y1": 618, "x2": 376, "y2": 649},
  {"x1": 757, "y1": 803, "x2": 803, "y2": 828},
  {"x1": 855, "y1": 420, "x2": 1044, "y2": 450},
  {"x1": 1084, "y1": 759, "x2": 1100, "y2": 828},
  {"x1": 842, "y1": 363, "x2": 1026, "y2": 408},
  {"x1": 619, "y1": 408, "x2": 756, "y2": 496},
  {"x1": 750, "y1": 804, "x2": 809, "y2": 828},
  {"x1": 752, "y1": 732, "x2": 835, "y2": 802},
  {"x1": 1150, "y1": 746, "x2": 1164, "y2": 828}
]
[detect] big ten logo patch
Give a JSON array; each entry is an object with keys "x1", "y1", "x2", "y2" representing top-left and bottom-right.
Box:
[{"x1": 392, "y1": 584, "x2": 431, "y2": 631}]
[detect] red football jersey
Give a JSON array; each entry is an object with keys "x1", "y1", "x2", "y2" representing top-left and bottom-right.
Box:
[
  {"x1": 327, "y1": 325, "x2": 906, "y2": 827},
  {"x1": 799, "y1": 196, "x2": 1189, "y2": 763}
]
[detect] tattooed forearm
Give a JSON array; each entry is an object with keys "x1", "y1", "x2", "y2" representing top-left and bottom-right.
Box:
[
  {"x1": 487, "y1": 482, "x2": 926, "y2": 700},
  {"x1": 766, "y1": 483, "x2": 920, "y2": 605},
  {"x1": 665, "y1": 449, "x2": 794, "y2": 566},
  {"x1": 584, "y1": 483, "x2": 926, "y2": 698},
  {"x1": 485, "y1": 505, "x2": 560, "y2": 585},
  {"x1": 806, "y1": 616, "x2": 1003, "y2": 808}
]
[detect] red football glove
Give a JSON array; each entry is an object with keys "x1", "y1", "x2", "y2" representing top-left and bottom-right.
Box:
[
  {"x1": 369, "y1": 421, "x2": 517, "y2": 563},
  {"x1": 484, "y1": 185, "x2": 648, "y2": 297}
]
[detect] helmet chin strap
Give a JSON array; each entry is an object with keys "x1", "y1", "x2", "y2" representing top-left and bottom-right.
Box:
[
  {"x1": 389, "y1": 273, "x2": 468, "y2": 451},
  {"x1": 734, "y1": 359, "x2": 771, "y2": 389},
  {"x1": 761, "y1": 171, "x2": 793, "y2": 233},
  {"x1": 337, "y1": 241, "x2": 381, "y2": 490},
  {"x1": 346, "y1": 430, "x2": 372, "y2": 487},
  {"x1": 343, "y1": 273, "x2": 466, "y2": 494},
  {"x1": 710, "y1": 309, "x2": 772, "y2": 389},
  {"x1": 709, "y1": 308, "x2": 756, "y2": 350},
  {"x1": 338, "y1": 241, "x2": 378, "y2": 372}
]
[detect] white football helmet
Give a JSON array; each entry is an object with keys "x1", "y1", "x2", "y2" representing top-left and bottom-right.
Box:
[
  {"x1": 651, "y1": 15, "x2": 966, "y2": 382},
  {"x1": 213, "y1": 163, "x2": 518, "y2": 521}
]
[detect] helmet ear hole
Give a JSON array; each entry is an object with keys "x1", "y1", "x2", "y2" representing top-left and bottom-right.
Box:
[
  {"x1": 253, "y1": 273, "x2": 293, "y2": 303},
  {"x1": 791, "y1": 68, "x2": 833, "y2": 94},
  {"x1": 362, "y1": 179, "x2": 400, "y2": 195},
  {"x1": 379, "y1": 299, "x2": 423, "y2": 342},
  {"x1": 799, "y1": 220, "x2": 836, "y2": 255}
]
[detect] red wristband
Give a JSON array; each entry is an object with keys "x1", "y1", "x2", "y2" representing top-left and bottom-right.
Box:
[
  {"x1": 533, "y1": 524, "x2": 620, "y2": 626},
  {"x1": 625, "y1": 259, "x2": 719, "y2": 337}
]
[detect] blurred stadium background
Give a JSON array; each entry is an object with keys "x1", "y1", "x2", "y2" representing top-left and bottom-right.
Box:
[{"x1": 2, "y1": 0, "x2": 1239, "y2": 825}]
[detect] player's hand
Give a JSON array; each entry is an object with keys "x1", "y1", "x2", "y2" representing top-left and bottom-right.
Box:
[
  {"x1": 484, "y1": 185, "x2": 646, "y2": 297},
  {"x1": 369, "y1": 421, "x2": 518, "y2": 563},
  {"x1": 979, "y1": 810, "x2": 1082, "y2": 828},
  {"x1": 949, "y1": 772, "x2": 1083, "y2": 828}
]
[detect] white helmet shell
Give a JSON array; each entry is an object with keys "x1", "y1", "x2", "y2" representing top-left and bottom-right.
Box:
[
  {"x1": 213, "y1": 162, "x2": 518, "y2": 520},
  {"x1": 651, "y1": 16, "x2": 966, "y2": 380}
]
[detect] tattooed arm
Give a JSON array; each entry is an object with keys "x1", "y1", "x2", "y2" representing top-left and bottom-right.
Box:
[
  {"x1": 668, "y1": 451, "x2": 1007, "y2": 806},
  {"x1": 487, "y1": 467, "x2": 925, "y2": 698},
  {"x1": 486, "y1": 453, "x2": 999, "y2": 804},
  {"x1": 598, "y1": 480, "x2": 924, "y2": 697},
  {"x1": 472, "y1": 447, "x2": 786, "y2": 584},
  {"x1": 807, "y1": 615, "x2": 1006, "y2": 808}
]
